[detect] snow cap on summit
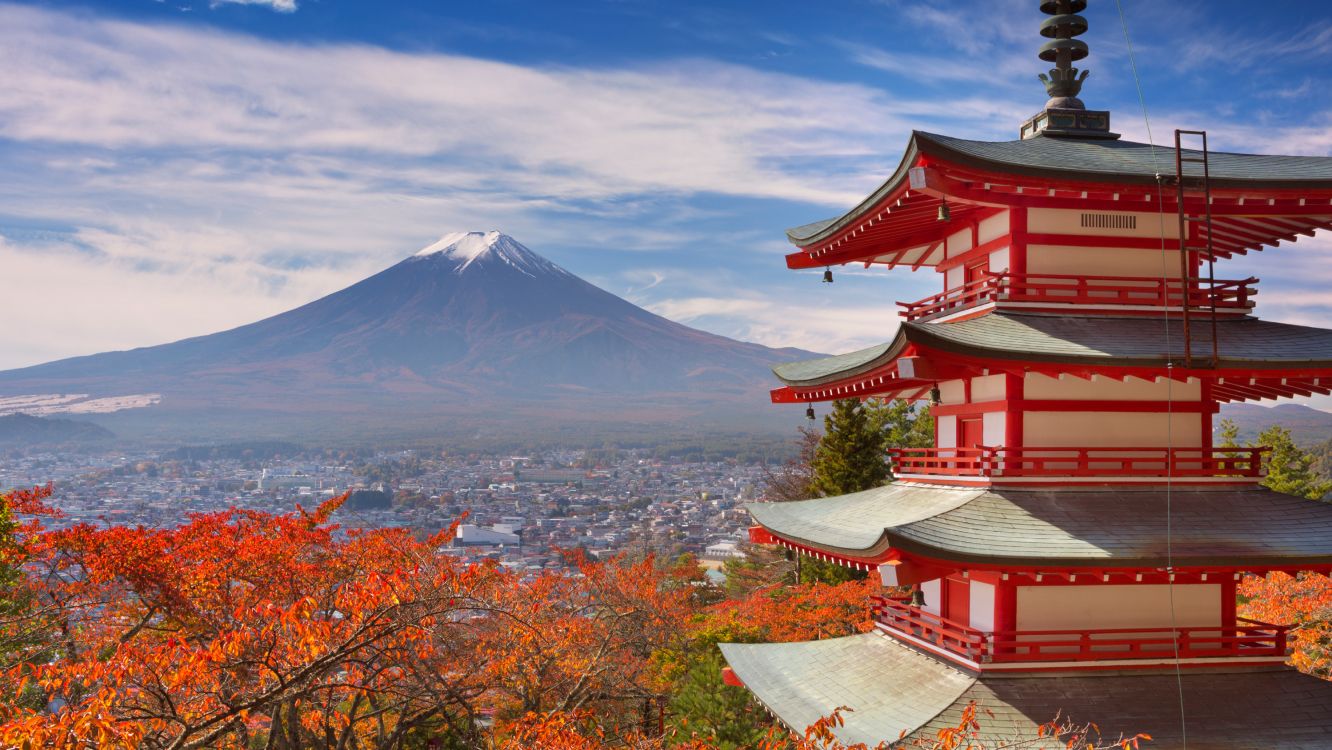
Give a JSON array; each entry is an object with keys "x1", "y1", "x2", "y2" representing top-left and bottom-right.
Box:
[{"x1": 411, "y1": 231, "x2": 570, "y2": 278}]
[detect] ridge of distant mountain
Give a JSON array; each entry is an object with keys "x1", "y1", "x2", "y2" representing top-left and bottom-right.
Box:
[
  {"x1": 1219, "y1": 402, "x2": 1332, "y2": 445},
  {"x1": 0, "y1": 413, "x2": 115, "y2": 446},
  {"x1": 0, "y1": 232, "x2": 817, "y2": 442}
]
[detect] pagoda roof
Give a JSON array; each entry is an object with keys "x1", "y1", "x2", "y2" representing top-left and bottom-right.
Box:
[
  {"x1": 721, "y1": 632, "x2": 1332, "y2": 748},
  {"x1": 747, "y1": 483, "x2": 1332, "y2": 568},
  {"x1": 773, "y1": 313, "x2": 1332, "y2": 388},
  {"x1": 787, "y1": 130, "x2": 1332, "y2": 247}
]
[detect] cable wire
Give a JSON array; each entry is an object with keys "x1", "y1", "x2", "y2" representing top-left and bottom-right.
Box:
[{"x1": 1115, "y1": 0, "x2": 1188, "y2": 746}]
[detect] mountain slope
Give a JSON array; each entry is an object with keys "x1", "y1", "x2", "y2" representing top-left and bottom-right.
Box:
[
  {"x1": 0, "y1": 232, "x2": 813, "y2": 440},
  {"x1": 1219, "y1": 402, "x2": 1332, "y2": 445}
]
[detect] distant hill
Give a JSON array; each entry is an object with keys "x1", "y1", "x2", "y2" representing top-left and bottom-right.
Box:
[
  {"x1": 0, "y1": 232, "x2": 816, "y2": 442},
  {"x1": 1219, "y1": 402, "x2": 1332, "y2": 445},
  {"x1": 0, "y1": 413, "x2": 114, "y2": 446}
]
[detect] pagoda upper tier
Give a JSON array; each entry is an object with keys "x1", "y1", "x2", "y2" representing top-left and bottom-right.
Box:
[{"x1": 787, "y1": 131, "x2": 1332, "y2": 271}]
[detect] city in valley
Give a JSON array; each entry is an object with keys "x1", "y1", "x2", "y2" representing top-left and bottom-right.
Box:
[{"x1": 3, "y1": 445, "x2": 760, "y2": 573}]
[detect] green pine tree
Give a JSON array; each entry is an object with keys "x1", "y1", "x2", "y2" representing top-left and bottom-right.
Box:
[
  {"x1": 665, "y1": 651, "x2": 768, "y2": 749},
  {"x1": 1218, "y1": 418, "x2": 1331, "y2": 500},
  {"x1": 808, "y1": 399, "x2": 891, "y2": 498},
  {"x1": 1257, "y1": 425, "x2": 1332, "y2": 500}
]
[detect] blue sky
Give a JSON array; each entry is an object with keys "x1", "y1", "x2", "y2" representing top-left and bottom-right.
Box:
[{"x1": 2, "y1": 0, "x2": 1332, "y2": 395}]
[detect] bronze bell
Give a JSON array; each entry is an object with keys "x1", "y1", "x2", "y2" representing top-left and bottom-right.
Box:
[
  {"x1": 822, "y1": 267, "x2": 834, "y2": 283},
  {"x1": 937, "y1": 200, "x2": 951, "y2": 222},
  {"x1": 805, "y1": 405, "x2": 816, "y2": 421}
]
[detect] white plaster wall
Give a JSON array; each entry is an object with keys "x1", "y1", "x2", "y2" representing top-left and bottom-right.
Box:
[
  {"x1": 1028, "y1": 208, "x2": 1181, "y2": 238},
  {"x1": 979, "y1": 211, "x2": 1010, "y2": 244},
  {"x1": 1025, "y1": 373, "x2": 1201, "y2": 401},
  {"x1": 989, "y1": 246, "x2": 1010, "y2": 272},
  {"x1": 1024, "y1": 412, "x2": 1202, "y2": 448},
  {"x1": 969, "y1": 581, "x2": 996, "y2": 632},
  {"x1": 936, "y1": 415, "x2": 957, "y2": 449},
  {"x1": 1016, "y1": 584, "x2": 1221, "y2": 630},
  {"x1": 982, "y1": 412, "x2": 1006, "y2": 447},
  {"x1": 1027, "y1": 245, "x2": 1184, "y2": 278},
  {"x1": 947, "y1": 227, "x2": 973, "y2": 257},
  {"x1": 972, "y1": 375, "x2": 1007, "y2": 402},
  {"x1": 945, "y1": 265, "x2": 965, "y2": 290},
  {"x1": 938, "y1": 379, "x2": 966, "y2": 405},
  {"x1": 921, "y1": 579, "x2": 942, "y2": 615}
]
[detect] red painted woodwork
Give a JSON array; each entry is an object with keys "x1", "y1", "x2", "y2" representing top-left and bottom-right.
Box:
[
  {"x1": 888, "y1": 445, "x2": 1268, "y2": 480},
  {"x1": 944, "y1": 577, "x2": 971, "y2": 624},
  {"x1": 897, "y1": 273, "x2": 1258, "y2": 321},
  {"x1": 720, "y1": 666, "x2": 745, "y2": 687},
  {"x1": 871, "y1": 595, "x2": 989, "y2": 663},
  {"x1": 871, "y1": 596, "x2": 1289, "y2": 666},
  {"x1": 958, "y1": 418, "x2": 984, "y2": 450}
]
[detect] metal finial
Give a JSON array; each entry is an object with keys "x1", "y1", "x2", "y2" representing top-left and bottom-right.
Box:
[{"x1": 1035, "y1": 0, "x2": 1090, "y2": 110}]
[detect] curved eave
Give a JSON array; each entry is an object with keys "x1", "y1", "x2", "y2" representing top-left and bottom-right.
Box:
[
  {"x1": 770, "y1": 313, "x2": 1332, "y2": 394},
  {"x1": 785, "y1": 135, "x2": 923, "y2": 246},
  {"x1": 719, "y1": 634, "x2": 976, "y2": 746},
  {"x1": 771, "y1": 337, "x2": 905, "y2": 387},
  {"x1": 748, "y1": 483, "x2": 1332, "y2": 571},
  {"x1": 783, "y1": 130, "x2": 1332, "y2": 268}
]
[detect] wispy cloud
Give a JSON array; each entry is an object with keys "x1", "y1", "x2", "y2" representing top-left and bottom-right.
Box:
[{"x1": 209, "y1": 0, "x2": 298, "y2": 12}]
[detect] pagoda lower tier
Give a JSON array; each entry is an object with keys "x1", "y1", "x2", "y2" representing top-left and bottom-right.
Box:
[
  {"x1": 741, "y1": 483, "x2": 1332, "y2": 670},
  {"x1": 721, "y1": 633, "x2": 1332, "y2": 748},
  {"x1": 723, "y1": 482, "x2": 1332, "y2": 746}
]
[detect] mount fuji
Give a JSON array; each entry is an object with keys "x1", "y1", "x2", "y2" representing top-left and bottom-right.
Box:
[{"x1": 0, "y1": 232, "x2": 816, "y2": 441}]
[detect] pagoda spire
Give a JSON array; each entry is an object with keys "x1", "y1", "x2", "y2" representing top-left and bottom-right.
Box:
[
  {"x1": 1019, "y1": 0, "x2": 1118, "y2": 140},
  {"x1": 1036, "y1": 0, "x2": 1090, "y2": 109}
]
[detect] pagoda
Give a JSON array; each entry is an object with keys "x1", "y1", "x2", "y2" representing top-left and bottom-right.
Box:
[{"x1": 720, "y1": 2, "x2": 1332, "y2": 746}]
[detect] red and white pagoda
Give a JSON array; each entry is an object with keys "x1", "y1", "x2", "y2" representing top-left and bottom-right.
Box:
[{"x1": 720, "y1": 2, "x2": 1332, "y2": 746}]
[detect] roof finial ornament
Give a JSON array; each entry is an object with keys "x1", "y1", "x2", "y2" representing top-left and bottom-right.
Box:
[
  {"x1": 1019, "y1": 0, "x2": 1118, "y2": 140},
  {"x1": 1036, "y1": 0, "x2": 1090, "y2": 110}
]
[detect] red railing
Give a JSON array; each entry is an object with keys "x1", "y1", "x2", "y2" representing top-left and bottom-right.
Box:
[
  {"x1": 888, "y1": 446, "x2": 1268, "y2": 479},
  {"x1": 872, "y1": 596, "x2": 1289, "y2": 665},
  {"x1": 897, "y1": 274, "x2": 1258, "y2": 321},
  {"x1": 871, "y1": 596, "x2": 989, "y2": 662}
]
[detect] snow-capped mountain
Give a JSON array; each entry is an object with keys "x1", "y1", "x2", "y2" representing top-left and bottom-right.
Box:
[{"x1": 0, "y1": 232, "x2": 815, "y2": 440}]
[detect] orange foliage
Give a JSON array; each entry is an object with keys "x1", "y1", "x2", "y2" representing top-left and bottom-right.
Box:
[
  {"x1": 701, "y1": 578, "x2": 876, "y2": 643},
  {"x1": 1239, "y1": 571, "x2": 1332, "y2": 677}
]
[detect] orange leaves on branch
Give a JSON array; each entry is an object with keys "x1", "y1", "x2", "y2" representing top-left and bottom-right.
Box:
[{"x1": 1239, "y1": 570, "x2": 1332, "y2": 677}]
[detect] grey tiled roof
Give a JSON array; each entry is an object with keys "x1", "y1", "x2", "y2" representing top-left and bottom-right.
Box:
[
  {"x1": 748, "y1": 483, "x2": 1332, "y2": 567},
  {"x1": 719, "y1": 634, "x2": 975, "y2": 746},
  {"x1": 922, "y1": 131, "x2": 1332, "y2": 187},
  {"x1": 771, "y1": 340, "x2": 899, "y2": 387},
  {"x1": 926, "y1": 669, "x2": 1332, "y2": 749},
  {"x1": 772, "y1": 313, "x2": 1332, "y2": 386},
  {"x1": 747, "y1": 484, "x2": 982, "y2": 554},
  {"x1": 786, "y1": 130, "x2": 1332, "y2": 245},
  {"x1": 912, "y1": 313, "x2": 1332, "y2": 369},
  {"x1": 722, "y1": 632, "x2": 1332, "y2": 748}
]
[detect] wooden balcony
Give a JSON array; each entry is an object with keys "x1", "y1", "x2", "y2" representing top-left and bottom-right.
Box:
[
  {"x1": 897, "y1": 273, "x2": 1258, "y2": 321},
  {"x1": 888, "y1": 446, "x2": 1268, "y2": 480},
  {"x1": 871, "y1": 596, "x2": 1289, "y2": 667}
]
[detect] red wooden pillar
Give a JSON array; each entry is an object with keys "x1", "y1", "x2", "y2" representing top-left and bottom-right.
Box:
[{"x1": 1009, "y1": 207, "x2": 1028, "y2": 278}]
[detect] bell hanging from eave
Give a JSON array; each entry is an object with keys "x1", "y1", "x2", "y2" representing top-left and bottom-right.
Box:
[
  {"x1": 822, "y1": 267, "x2": 834, "y2": 283},
  {"x1": 937, "y1": 199, "x2": 951, "y2": 222},
  {"x1": 805, "y1": 405, "x2": 816, "y2": 421}
]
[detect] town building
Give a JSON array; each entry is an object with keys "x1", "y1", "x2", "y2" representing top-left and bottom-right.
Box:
[{"x1": 721, "y1": 2, "x2": 1332, "y2": 746}]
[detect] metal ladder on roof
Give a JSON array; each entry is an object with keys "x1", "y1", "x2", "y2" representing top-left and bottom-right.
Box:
[{"x1": 1174, "y1": 129, "x2": 1219, "y2": 369}]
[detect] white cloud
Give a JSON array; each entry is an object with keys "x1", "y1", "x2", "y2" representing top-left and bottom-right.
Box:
[{"x1": 209, "y1": 0, "x2": 297, "y2": 12}]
